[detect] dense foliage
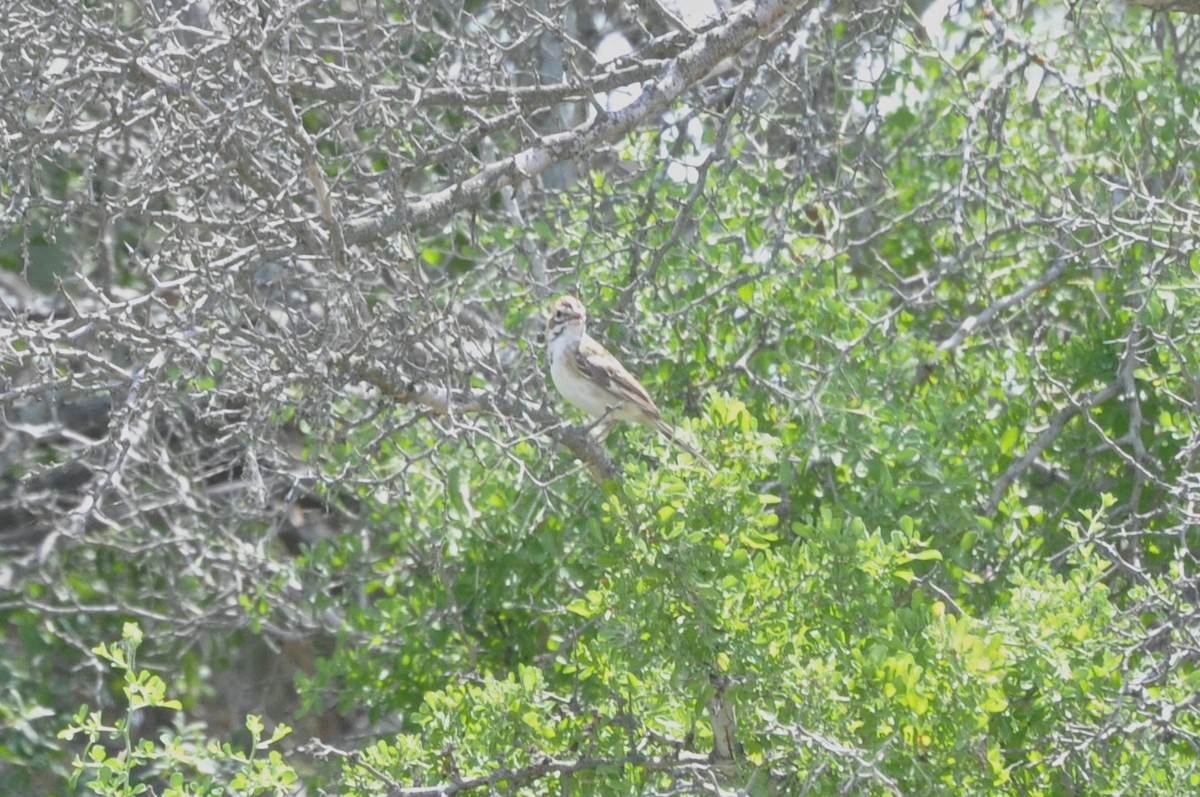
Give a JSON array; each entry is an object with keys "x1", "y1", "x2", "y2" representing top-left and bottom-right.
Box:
[{"x1": 2, "y1": 0, "x2": 1198, "y2": 795}]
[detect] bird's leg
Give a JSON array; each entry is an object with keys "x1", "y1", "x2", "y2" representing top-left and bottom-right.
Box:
[
  {"x1": 582, "y1": 406, "x2": 620, "y2": 440},
  {"x1": 590, "y1": 408, "x2": 619, "y2": 439}
]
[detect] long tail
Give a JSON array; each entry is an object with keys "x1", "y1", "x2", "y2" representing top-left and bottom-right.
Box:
[{"x1": 654, "y1": 419, "x2": 716, "y2": 473}]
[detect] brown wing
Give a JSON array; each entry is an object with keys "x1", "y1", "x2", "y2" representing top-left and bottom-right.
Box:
[{"x1": 575, "y1": 336, "x2": 662, "y2": 417}]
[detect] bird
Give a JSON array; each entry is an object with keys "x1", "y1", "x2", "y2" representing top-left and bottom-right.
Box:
[{"x1": 545, "y1": 295, "x2": 713, "y2": 471}]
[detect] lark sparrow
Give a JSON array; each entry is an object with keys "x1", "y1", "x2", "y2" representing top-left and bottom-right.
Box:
[{"x1": 545, "y1": 296, "x2": 712, "y2": 470}]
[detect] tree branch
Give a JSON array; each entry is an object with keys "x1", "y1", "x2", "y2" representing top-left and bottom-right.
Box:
[
  {"x1": 987, "y1": 377, "x2": 1125, "y2": 516},
  {"x1": 349, "y1": 363, "x2": 620, "y2": 482},
  {"x1": 302, "y1": 738, "x2": 717, "y2": 797},
  {"x1": 345, "y1": 0, "x2": 809, "y2": 242},
  {"x1": 1122, "y1": 0, "x2": 1200, "y2": 13},
  {"x1": 917, "y1": 258, "x2": 1068, "y2": 384}
]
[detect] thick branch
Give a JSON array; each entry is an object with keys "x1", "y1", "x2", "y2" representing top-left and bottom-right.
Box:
[
  {"x1": 1123, "y1": 0, "x2": 1200, "y2": 12},
  {"x1": 986, "y1": 378, "x2": 1125, "y2": 515},
  {"x1": 303, "y1": 739, "x2": 715, "y2": 797},
  {"x1": 294, "y1": 60, "x2": 668, "y2": 109},
  {"x1": 917, "y1": 258, "x2": 1068, "y2": 384},
  {"x1": 346, "y1": 0, "x2": 809, "y2": 243}
]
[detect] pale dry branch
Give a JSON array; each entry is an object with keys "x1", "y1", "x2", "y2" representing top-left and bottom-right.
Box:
[
  {"x1": 351, "y1": 361, "x2": 620, "y2": 482},
  {"x1": 917, "y1": 258, "x2": 1069, "y2": 384},
  {"x1": 987, "y1": 378, "x2": 1125, "y2": 515},
  {"x1": 346, "y1": 0, "x2": 816, "y2": 242}
]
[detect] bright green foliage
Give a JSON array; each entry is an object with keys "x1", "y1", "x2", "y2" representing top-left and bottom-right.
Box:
[
  {"x1": 4, "y1": 1, "x2": 1200, "y2": 795},
  {"x1": 56, "y1": 624, "x2": 295, "y2": 796}
]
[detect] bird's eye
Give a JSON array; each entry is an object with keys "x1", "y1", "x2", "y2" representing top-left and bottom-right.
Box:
[{"x1": 554, "y1": 309, "x2": 563, "y2": 320}]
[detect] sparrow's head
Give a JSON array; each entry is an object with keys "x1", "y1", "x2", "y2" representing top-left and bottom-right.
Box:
[{"x1": 546, "y1": 295, "x2": 586, "y2": 340}]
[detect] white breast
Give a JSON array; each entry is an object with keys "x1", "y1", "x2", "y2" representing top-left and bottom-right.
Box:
[{"x1": 549, "y1": 333, "x2": 624, "y2": 419}]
